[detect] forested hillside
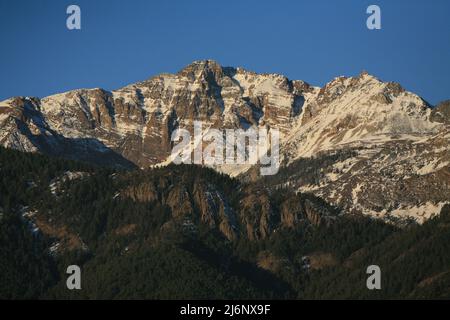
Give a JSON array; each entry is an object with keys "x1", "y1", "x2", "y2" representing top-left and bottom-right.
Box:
[{"x1": 1, "y1": 147, "x2": 449, "y2": 299}]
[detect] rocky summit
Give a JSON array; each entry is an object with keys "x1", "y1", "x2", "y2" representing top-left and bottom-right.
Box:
[{"x1": 0, "y1": 60, "x2": 449, "y2": 224}]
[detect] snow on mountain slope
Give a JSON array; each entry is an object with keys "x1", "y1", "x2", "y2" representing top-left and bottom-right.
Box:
[
  {"x1": 257, "y1": 71, "x2": 449, "y2": 224},
  {"x1": 0, "y1": 60, "x2": 449, "y2": 223},
  {"x1": 0, "y1": 60, "x2": 306, "y2": 167},
  {"x1": 282, "y1": 72, "x2": 442, "y2": 161}
]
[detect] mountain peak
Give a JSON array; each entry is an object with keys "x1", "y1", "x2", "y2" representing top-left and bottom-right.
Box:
[{"x1": 177, "y1": 59, "x2": 224, "y2": 78}]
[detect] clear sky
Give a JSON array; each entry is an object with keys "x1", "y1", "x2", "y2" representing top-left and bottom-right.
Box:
[{"x1": 1, "y1": 0, "x2": 449, "y2": 104}]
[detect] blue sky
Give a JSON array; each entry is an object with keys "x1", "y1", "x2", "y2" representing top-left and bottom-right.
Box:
[{"x1": 1, "y1": 0, "x2": 449, "y2": 104}]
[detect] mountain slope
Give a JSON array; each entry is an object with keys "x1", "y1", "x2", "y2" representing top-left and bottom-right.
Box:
[
  {"x1": 1, "y1": 147, "x2": 450, "y2": 299},
  {"x1": 0, "y1": 60, "x2": 307, "y2": 168},
  {"x1": 0, "y1": 60, "x2": 449, "y2": 223}
]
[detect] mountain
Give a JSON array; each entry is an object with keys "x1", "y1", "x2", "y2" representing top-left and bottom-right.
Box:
[
  {"x1": 257, "y1": 72, "x2": 450, "y2": 223},
  {"x1": 0, "y1": 60, "x2": 449, "y2": 224},
  {"x1": 0, "y1": 60, "x2": 306, "y2": 168}
]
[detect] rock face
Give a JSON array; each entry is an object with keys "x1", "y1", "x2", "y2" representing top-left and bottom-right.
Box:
[
  {"x1": 116, "y1": 168, "x2": 336, "y2": 241},
  {"x1": 1, "y1": 60, "x2": 449, "y2": 224},
  {"x1": 283, "y1": 72, "x2": 442, "y2": 159},
  {"x1": 431, "y1": 100, "x2": 450, "y2": 124},
  {"x1": 0, "y1": 60, "x2": 305, "y2": 170},
  {"x1": 268, "y1": 71, "x2": 450, "y2": 224}
]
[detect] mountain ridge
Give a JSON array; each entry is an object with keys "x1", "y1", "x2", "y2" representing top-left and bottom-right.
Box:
[{"x1": 1, "y1": 59, "x2": 449, "y2": 224}]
